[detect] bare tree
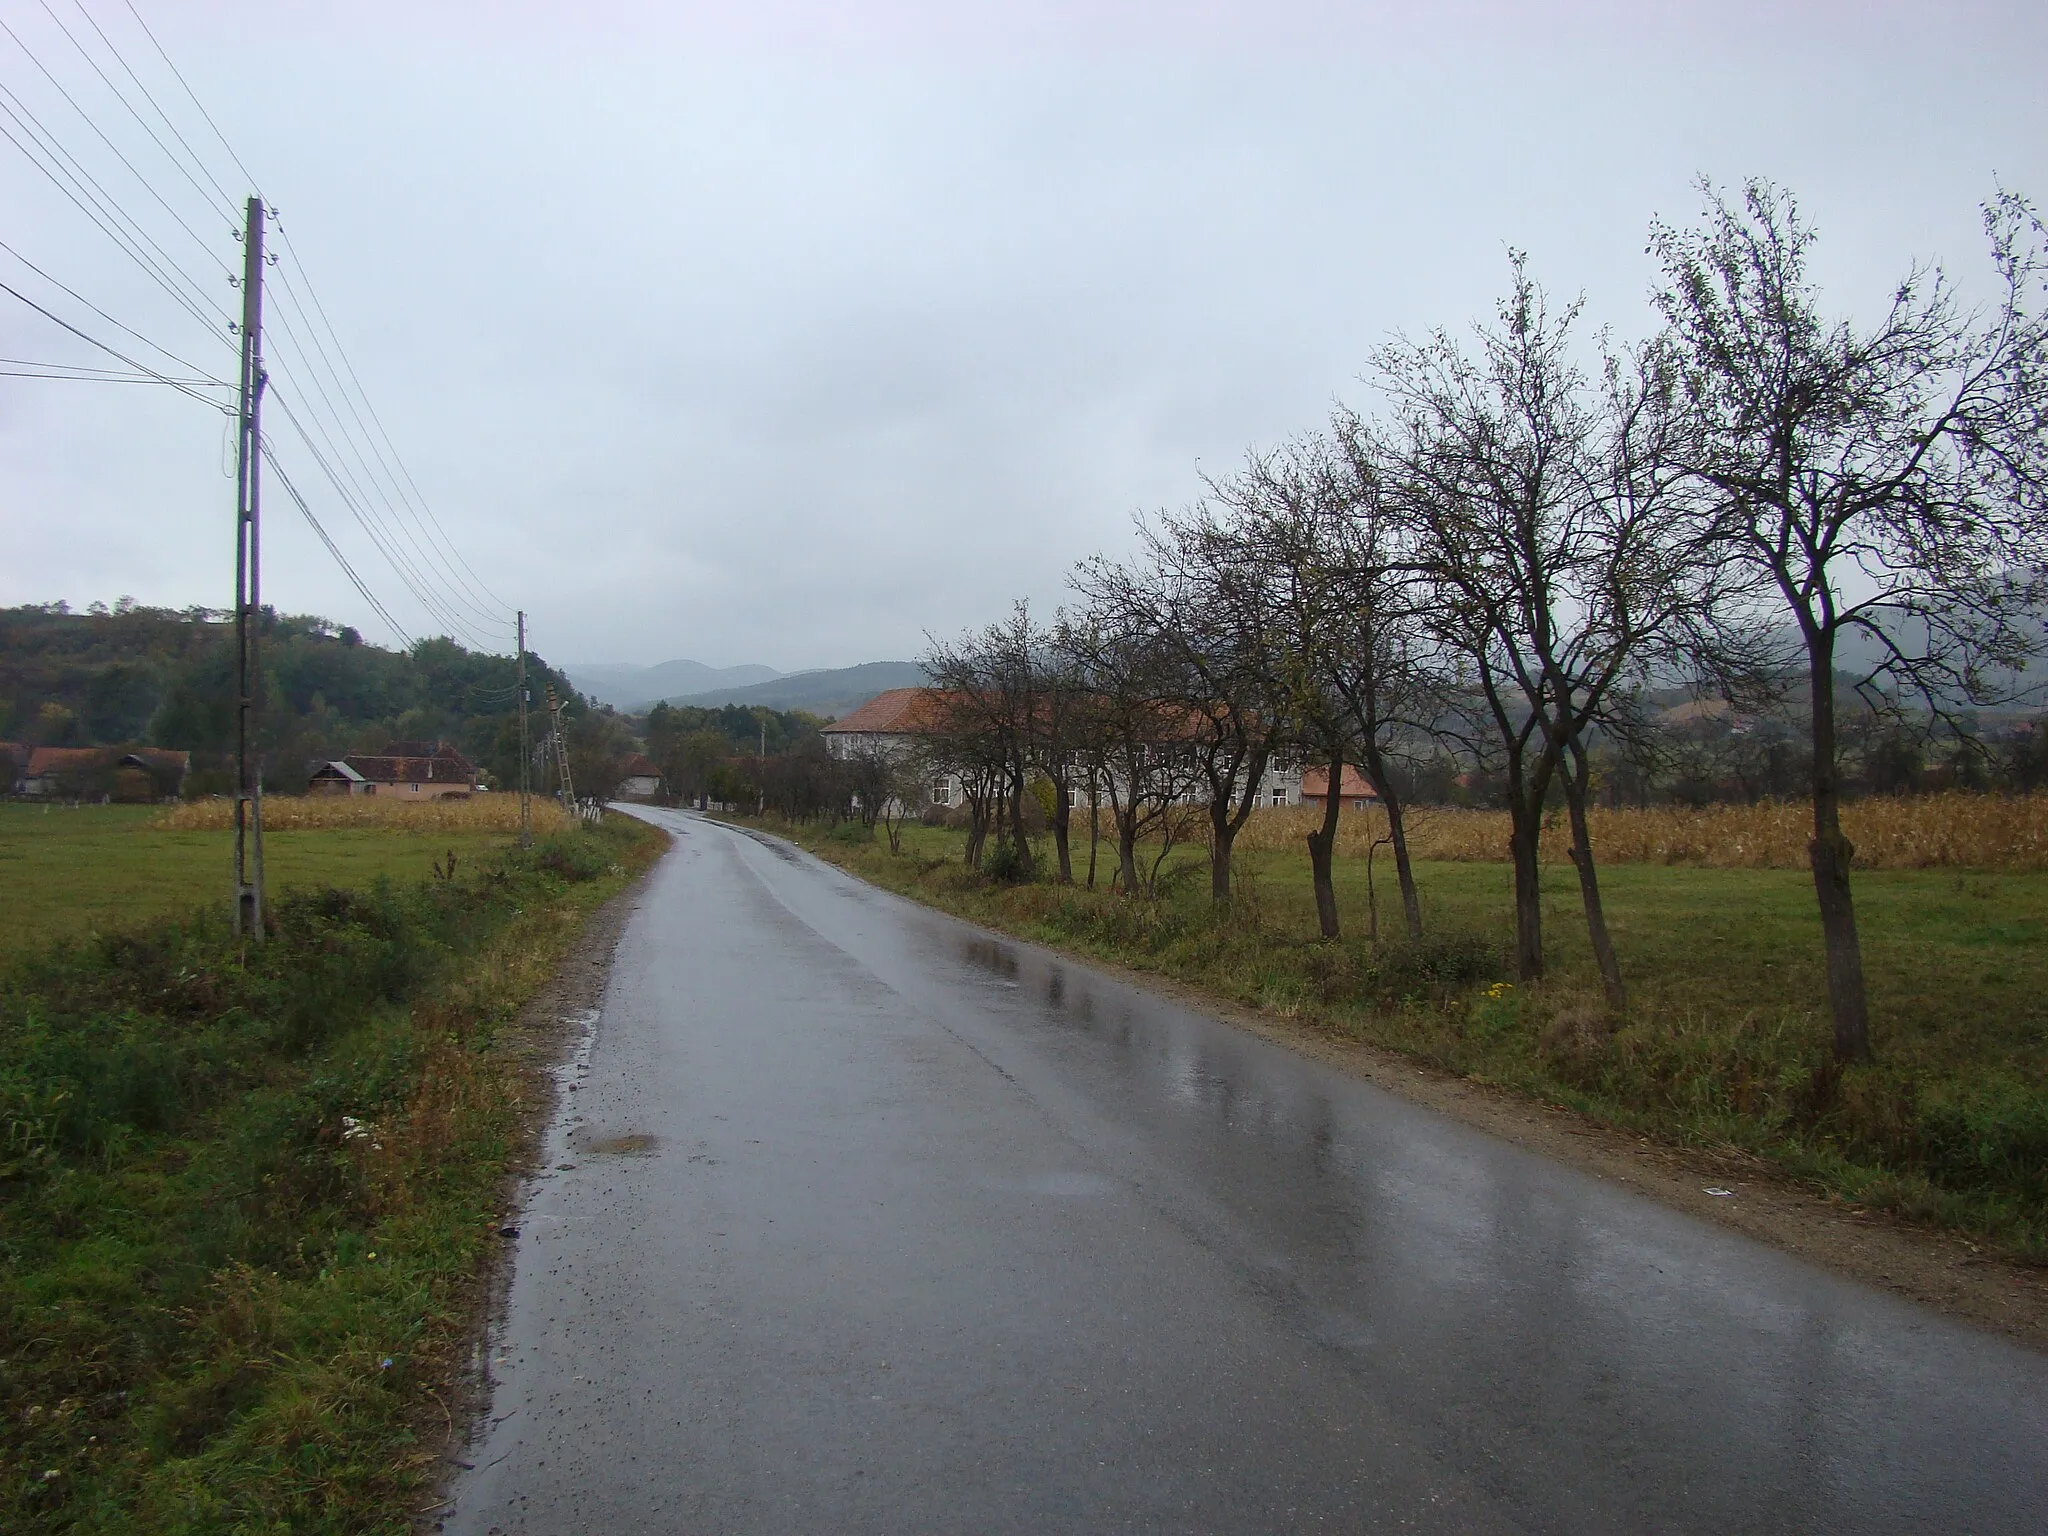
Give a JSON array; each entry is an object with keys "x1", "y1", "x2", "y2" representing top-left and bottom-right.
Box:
[
  {"x1": 1055, "y1": 611, "x2": 1199, "y2": 895},
  {"x1": 1654, "y1": 180, "x2": 2048, "y2": 1059},
  {"x1": 924, "y1": 605, "x2": 1041, "y2": 877},
  {"x1": 1376, "y1": 257, "x2": 1724, "y2": 1008},
  {"x1": 1307, "y1": 425, "x2": 1444, "y2": 941},
  {"x1": 1075, "y1": 510, "x2": 1285, "y2": 906},
  {"x1": 1035, "y1": 621, "x2": 1090, "y2": 883}
]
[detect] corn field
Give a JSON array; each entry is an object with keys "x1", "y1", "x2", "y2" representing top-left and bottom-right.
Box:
[
  {"x1": 1230, "y1": 792, "x2": 2048, "y2": 872},
  {"x1": 155, "y1": 794, "x2": 571, "y2": 836}
]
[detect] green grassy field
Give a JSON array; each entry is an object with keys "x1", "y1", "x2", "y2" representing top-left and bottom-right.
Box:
[
  {"x1": 783, "y1": 819, "x2": 2048, "y2": 1259},
  {"x1": 0, "y1": 813, "x2": 666, "y2": 1533},
  {"x1": 0, "y1": 805, "x2": 514, "y2": 962}
]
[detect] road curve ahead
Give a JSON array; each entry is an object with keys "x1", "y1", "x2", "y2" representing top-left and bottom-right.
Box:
[{"x1": 448, "y1": 810, "x2": 2045, "y2": 1535}]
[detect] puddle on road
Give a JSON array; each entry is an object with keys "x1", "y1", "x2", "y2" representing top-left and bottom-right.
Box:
[{"x1": 578, "y1": 1132, "x2": 660, "y2": 1156}]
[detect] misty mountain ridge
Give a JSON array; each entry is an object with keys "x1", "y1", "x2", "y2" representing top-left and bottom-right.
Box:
[
  {"x1": 566, "y1": 659, "x2": 782, "y2": 709},
  {"x1": 659, "y1": 661, "x2": 929, "y2": 718}
]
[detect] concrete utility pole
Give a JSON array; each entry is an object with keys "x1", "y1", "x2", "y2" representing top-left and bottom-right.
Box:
[
  {"x1": 231, "y1": 196, "x2": 267, "y2": 939},
  {"x1": 517, "y1": 610, "x2": 531, "y2": 847}
]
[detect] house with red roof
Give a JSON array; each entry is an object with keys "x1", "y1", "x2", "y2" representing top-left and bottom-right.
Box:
[
  {"x1": 12, "y1": 745, "x2": 189, "y2": 801},
  {"x1": 337, "y1": 740, "x2": 478, "y2": 800}
]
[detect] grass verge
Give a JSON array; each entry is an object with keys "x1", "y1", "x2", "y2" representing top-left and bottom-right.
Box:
[
  {"x1": 763, "y1": 818, "x2": 2048, "y2": 1265},
  {"x1": 0, "y1": 813, "x2": 664, "y2": 1532}
]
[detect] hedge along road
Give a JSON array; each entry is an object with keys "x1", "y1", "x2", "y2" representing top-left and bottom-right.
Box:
[{"x1": 447, "y1": 809, "x2": 2045, "y2": 1535}]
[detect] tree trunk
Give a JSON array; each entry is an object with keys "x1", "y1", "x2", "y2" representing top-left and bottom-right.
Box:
[
  {"x1": 1050, "y1": 778, "x2": 1072, "y2": 883},
  {"x1": 1009, "y1": 765, "x2": 1035, "y2": 876},
  {"x1": 1562, "y1": 739, "x2": 1625, "y2": 1012},
  {"x1": 1807, "y1": 639, "x2": 1872, "y2": 1061},
  {"x1": 1507, "y1": 797, "x2": 1544, "y2": 982},
  {"x1": 1117, "y1": 814, "x2": 1141, "y2": 896},
  {"x1": 1086, "y1": 778, "x2": 1100, "y2": 889},
  {"x1": 1209, "y1": 797, "x2": 1236, "y2": 905},
  {"x1": 1305, "y1": 745, "x2": 1344, "y2": 940},
  {"x1": 1359, "y1": 738, "x2": 1423, "y2": 941}
]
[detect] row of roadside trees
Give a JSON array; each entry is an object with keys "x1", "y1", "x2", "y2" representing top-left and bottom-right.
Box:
[{"x1": 914, "y1": 180, "x2": 2048, "y2": 1065}]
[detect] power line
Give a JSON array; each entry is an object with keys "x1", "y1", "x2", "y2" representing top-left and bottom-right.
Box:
[
  {"x1": 261, "y1": 275, "x2": 513, "y2": 637},
  {"x1": 62, "y1": 0, "x2": 239, "y2": 216},
  {"x1": 270, "y1": 385, "x2": 506, "y2": 650},
  {"x1": 0, "y1": 358, "x2": 227, "y2": 384},
  {"x1": 31, "y1": 0, "x2": 235, "y2": 222},
  {"x1": 267, "y1": 229, "x2": 515, "y2": 626},
  {"x1": 0, "y1": 18, "x2": 235, "y2": 286},
  {"x1": 0, "y1": 235, "x2": 229, "y2": 379},
  {"x1": 0, "y1": 92, "x2": 234, "y2": 342},
  {"x1": 0, "y1": 274, "x2": 232, "y2": 410},
  {"x1": 262, "y1": 440, "x2": 416, "y2": 648},
  {"x1": 115, "y1": 0, "x2": 261, "y2": 194}
]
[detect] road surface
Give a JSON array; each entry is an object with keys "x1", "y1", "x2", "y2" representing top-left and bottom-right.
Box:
[{"x1": 448, "y1": 809, "x2": 2046, "y2": 1534}]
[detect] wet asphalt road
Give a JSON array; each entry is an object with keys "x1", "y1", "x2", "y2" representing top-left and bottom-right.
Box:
[{"x1": 448, "y1": 809, "x2": 2047, "y2": 1534}]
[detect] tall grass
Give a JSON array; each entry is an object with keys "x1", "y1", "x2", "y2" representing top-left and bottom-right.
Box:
[
  {"x1": 156, "y1": 794, "x2": 570, "y2": 836},
  {"x1": 1231, "y1": 792, "x2": 2048, "y2": 872}
]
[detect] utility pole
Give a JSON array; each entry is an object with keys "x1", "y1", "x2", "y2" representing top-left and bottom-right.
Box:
[
  {"x1": 231, "y1": 196, "x2": 266, "y2": 940},
  {"x1": 516, "y1": 610, "x2": 531, "y2": 847}
]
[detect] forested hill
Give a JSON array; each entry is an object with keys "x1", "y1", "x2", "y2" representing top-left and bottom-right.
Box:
[{"x1": 0, "y1": 601, "x2": 576, "y2": 795}]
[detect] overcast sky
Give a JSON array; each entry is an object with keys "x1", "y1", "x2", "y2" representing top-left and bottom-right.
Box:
[{"x1": 3, "y1": 0, "x2": 2044, "y2": 670}]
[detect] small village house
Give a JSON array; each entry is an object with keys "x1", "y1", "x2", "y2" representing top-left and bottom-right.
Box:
[
  {"x1": 614, "y1": 753, "x2": 663, "y2": 803},
  {"x1": 7, "y1": 744, "x2": 189, "y2": 801},
  {"x1": 1300, "y1": 764, "x2": 1378, "y2": 812},
  {"x1": 307, "y1": 760, "x2": 372, "y2": 796},
  {"x1": 335, "y1": 741, "x2": 479, "y2": 800},
  {"x1": 821, "y1": 688, "x2": 1306, "y2": 812}
]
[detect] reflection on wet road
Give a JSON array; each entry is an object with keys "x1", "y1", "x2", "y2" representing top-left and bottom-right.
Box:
[{"x1": 448, "y1": 810, "x2": 2046, "y2": 1534}]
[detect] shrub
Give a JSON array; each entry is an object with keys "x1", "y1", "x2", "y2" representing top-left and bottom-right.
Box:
[
  {"x1": 1362, "y1": 929, "x2": 1504, "y2": 1004},
  {"x1": 981, "y1": 840, "x2": 1028, "y2": 884}
]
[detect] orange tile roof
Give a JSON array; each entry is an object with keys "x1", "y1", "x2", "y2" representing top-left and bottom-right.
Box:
[
  {"x1": 822, "y1": 688, "x2": 956, "y2": 735},
  {"x1": 1301, "y1": 764, "x2": 1378, "y2": 800}
]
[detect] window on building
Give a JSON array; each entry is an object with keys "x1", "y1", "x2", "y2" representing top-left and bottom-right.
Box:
[{"x1": 931, "y1": 779, "x2": 952, "y2": 807}]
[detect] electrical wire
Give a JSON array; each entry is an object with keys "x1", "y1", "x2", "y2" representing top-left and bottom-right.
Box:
[
  {"x1": 267, "y1": 230, "x2": 515, "y2": 628},
  {"x1": 262, "y1": 438, "x2": 417, "y2": 649},
  {"x1": 63, "y1": 0, "x2": 239, "y2": 217},
  {"x1": 270, "y1": 386, "x2": 505, "y2": 650},
  {"x1": 3, "y1": 1, "x2": 519, "y2": 657},
  {"x1": 0, "y1": 235, "x2": 227, "y2": 378},
  {"x1": 0, "y1": 93, "x2": 233, "y2": 342},
  {"x1": 0, "y1": 274, "x2": 231, "y2": 410},
  {"x1": 261, "y1": 276, "x2": 513, "y2": 637},
  {"x1": 0, "y1": 19, "x2": 235, "y2": 284}
]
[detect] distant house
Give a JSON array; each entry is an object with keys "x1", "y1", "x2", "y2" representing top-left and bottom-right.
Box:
[
  {"x1": 614, "y1": 753, "x2": 663, "y2": 803},
  {"x1": 1300, "y1": 764, "x2": 1378, "y2": 812},
  {"x1": 821, "y1": 687, "x2": 1307, "y2": 811},
  {"x1": 16, "y1": 745, "x2": 189, "y2": 801},
  {"x1": 339, "y1": 741, "x2": 478, "y2": 800},
  {"x1": 307, "y1": 760, "x2": 371, "y2": 796}
]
